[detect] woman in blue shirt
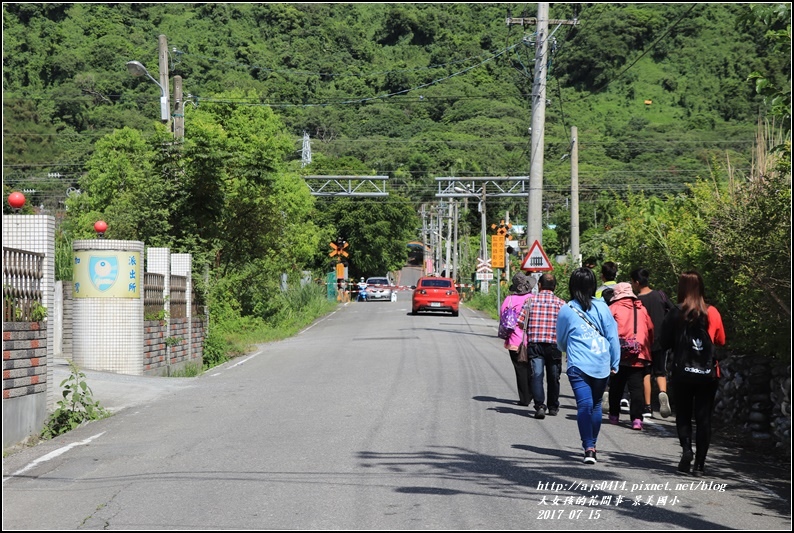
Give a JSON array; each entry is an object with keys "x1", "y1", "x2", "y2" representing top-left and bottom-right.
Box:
[{"x1": 557, "y1": 268, "x2": 620, "y2": 464}]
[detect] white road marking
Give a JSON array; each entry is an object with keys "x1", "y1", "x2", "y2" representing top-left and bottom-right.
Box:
[{"x1": 3, "y1": 432, "x2": 106, "y2": 483}]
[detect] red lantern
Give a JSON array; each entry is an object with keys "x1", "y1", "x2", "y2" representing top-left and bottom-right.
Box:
[
  {"x1": 94, "y1": 220, "x2": 108, "y2": 235},
  {"x1": 8, "y1": 192, "x2": 26, "y2": 209}
]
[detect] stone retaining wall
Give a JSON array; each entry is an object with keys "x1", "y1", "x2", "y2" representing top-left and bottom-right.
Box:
[{"x1": 713, "y1": 354, "x2": 791, "y2": 451}]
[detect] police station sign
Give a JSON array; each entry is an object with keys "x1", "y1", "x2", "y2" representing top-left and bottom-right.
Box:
[{"x1": 73, "y1": 250, "x2": 142, "y2": 298}]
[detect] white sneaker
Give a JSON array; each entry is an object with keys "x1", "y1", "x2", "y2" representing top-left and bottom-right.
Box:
[
  {"x1": 620, "y1": 398, "x2": 630, "y2": 413},
  {"x1": 659, "y1": 391, "x2": 672, "y2": 418}
]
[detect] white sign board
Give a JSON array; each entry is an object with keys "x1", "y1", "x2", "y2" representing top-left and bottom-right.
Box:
[
  {"x1": 476, "y1": 257, "x2": 492, "y2": 273},
  {"x1": 476, "y1": 272, "x2": 494, "y2": 280}
]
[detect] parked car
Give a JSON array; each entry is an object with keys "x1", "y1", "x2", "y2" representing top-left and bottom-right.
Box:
[
  {"x1": 365, "y1": 277, "x2": 393, "y2": 301},
  {"x1": 411, "y1": 276, "x2": 459, "y2": 316}
]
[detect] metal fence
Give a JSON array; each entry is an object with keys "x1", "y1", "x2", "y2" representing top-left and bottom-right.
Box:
[
  {"x1": 2, "y1": 247, "x2": 44, "y2": 322},
  {"x1": 170, "y1": 275, "x2": 187, "y2": 318},
  {"x1": 143, "y1": 272, "x2": 165, "y2": 318},
  {"x1": 143, "y1": 273, "x2": 204, "y2": 318}
]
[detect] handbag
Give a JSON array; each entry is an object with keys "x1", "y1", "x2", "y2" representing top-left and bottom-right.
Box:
[
  {"x1": 619, "y1": 304, "x2": 643, "y2": 361},
  {"x1": 516, "y1": 299, "x2": 533, "y2": 363}
]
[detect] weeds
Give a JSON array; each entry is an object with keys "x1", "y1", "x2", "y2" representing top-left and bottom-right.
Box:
[{"x1": 41, "y1": 361, "x2": 109, "y2": 439}]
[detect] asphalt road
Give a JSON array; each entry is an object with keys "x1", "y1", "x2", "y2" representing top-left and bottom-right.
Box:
[{"x1": 2, "y1": 290, "x2": 791, "y2": 530}]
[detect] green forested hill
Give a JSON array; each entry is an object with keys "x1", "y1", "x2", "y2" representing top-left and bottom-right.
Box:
[
  {"x1": 3, "y1": 3, "x2": 786, "y2": 216},
  {"x1": 3, "y1": 3, "x2": 790, "y2": 359}
]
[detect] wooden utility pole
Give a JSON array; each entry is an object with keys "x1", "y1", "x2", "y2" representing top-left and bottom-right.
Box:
[
  {"x1": 570, "y1": 126, "x2": 580, "y2": 266},
  {"x1": 507, "y1": 5, "x2": 578, "y2": 248},
  {"x1": 173, "y1": 75, "x2": 184, "y2": 140}
]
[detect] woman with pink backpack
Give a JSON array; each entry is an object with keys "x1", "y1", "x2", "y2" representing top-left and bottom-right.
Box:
[
  {"x1": 606, "y1": 282, "x2": 654, "y2": 430},
  {"x1": 499, "y1": 272, "x2": 536, "y2": 407}
]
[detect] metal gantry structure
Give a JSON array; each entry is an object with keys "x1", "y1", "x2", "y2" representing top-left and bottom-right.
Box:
[
  {"x1": 304, "y1": 175, "x2": 389, "y2": 197},
  {"x1": 434, "y1": 176, "x2": 530, "y2": 198}
]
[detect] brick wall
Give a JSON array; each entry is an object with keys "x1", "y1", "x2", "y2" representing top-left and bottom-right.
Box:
[
  {"x1": 2, "y1": 321, "x2": 47, "y2": 399},
  {"x1": 143, "y1": 319, "x2": 167, "y2": 373},
  {"x1": 170, "y1": 317, "x2": 189, "y2": 364},
  {"x1": 192, "y1": 316, "x2": 206, "y2": 362},
  {"x1": 142, "y1": 317, "x2": 205, "y2": 375}
]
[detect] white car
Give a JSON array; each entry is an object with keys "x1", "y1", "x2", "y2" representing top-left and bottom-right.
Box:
[{"x1": 365, "y1": 277, "x2": 393, "y2": 301}]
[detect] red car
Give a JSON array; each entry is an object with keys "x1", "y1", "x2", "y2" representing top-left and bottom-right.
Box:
[{"x1": 411, "y1": 276, "x2": 460, "y2": 317}]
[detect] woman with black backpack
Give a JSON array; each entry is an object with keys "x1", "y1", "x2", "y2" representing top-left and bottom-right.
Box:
[{"x1": 660, "y1": 270, "x2": 726, "y2": 477}]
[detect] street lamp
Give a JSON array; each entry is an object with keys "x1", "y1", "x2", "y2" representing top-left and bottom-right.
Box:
[{"x1": 126, "y1": 60, "x2": 169, "y2": 122}]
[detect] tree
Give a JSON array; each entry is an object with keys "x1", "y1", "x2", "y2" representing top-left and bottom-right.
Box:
[{"x1": 64, "y1": 126, "x2": 174, "y2": 245}]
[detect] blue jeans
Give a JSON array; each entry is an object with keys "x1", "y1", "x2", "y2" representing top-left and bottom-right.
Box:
[{"x1": 567, "y1": 366, "x2": 610, "y2": 451}]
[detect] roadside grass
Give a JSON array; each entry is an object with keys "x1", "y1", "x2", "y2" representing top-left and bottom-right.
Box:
[
  {"x1": 203, "y1": 283, "x2": 337, "y2": 371},
  {"x1": 465, "y1": 289, "x2": 500, "y2": 320}
]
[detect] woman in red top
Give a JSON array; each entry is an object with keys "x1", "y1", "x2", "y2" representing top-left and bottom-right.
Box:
[
  {"x1": 606, "y1": 283, "x2": 654, "y2": 430},
  {"x1": 660, "y1": 270, "x2": 726, "y2": 477}
]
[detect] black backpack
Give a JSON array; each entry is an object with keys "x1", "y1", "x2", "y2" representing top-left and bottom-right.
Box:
[{"x1": 672, "y1": 317, "x2": 716, "y2": 382}]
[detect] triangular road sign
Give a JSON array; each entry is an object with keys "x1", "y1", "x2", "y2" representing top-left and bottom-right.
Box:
[{"x1": 521, "y1": 240, "x2": 553, "y2": 272}]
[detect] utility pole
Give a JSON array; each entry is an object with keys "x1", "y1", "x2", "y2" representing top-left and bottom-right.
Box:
[
  {"x1": 158, "y1": 35, "x2": 171, "y2": 130},
  {"x1": 507, "y1": 5, "x2": 578, "y2": 247},
  {"x1": 570, "y1": 126, "x2": 580, "y2": 266},
  {"x1": 527, "y1": 3, "x2": 548, "y2": 248},
  {"x1": 445, "y1": 201, "x2": 452, "y2": 278},
  {"x1": 505, "y1": 210, "x2": 511, "y2": 286},
  {"x1": 421, "y1": 205, "x2": 428, "y2": 275},
  {"x1": 480, "y1": 186, "x2": 489, "y2": 294},
  {"x1": 453, "y1": 200, "x2": 459, "y2": 283},
  {"x1": 173, "y1": 75, "x2": 184, "y2": 140}
]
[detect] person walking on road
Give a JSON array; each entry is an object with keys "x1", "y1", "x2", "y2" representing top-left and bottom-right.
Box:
[
  {"x1": 557, "y1": 268, "x2": 620, "y2": 464},
  {"x1": 515, "y1": 273, "x2": 565, "y2": 419},
  {"x1": 500, "y1": 272, "x2": 537, "y2": 407},
  {"x1": 606, "y1": 282, "x2": 654, "y2": 431},
  {"x1": 630, "y1": 267, "x2": 674, "y2": 419},
  {"x1": 596, "y1": 261, "x2": 618, "y2": 300},
  {"x1": 660, "y1": 270, "x2": 726, "y2": 477}
]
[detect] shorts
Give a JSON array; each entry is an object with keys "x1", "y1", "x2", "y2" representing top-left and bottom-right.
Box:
[{"x1": 651, "y1": 349, "x2": 667, "y2": 377}]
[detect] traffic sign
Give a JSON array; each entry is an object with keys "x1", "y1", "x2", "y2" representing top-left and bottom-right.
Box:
[
  {"x1": 476, "y1": 257, "x2": 492, "y2": 273},
  {"x1": 520, "y1": 240, "x2": 553, "y2": 272},
  {"x1": 475, "y1": 272, "x2": 494, "y2": 280},
  {"x1": 491, "y1": 235, "x2": 505, "y2": 269}
]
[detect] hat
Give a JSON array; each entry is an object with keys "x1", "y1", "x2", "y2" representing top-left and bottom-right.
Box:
[
  {"x1": 610, "y1": 282, "x2": 636, "y2": 301},
  {"x1": 509, "y1": 272, "x2": 537, "y2": 295}
]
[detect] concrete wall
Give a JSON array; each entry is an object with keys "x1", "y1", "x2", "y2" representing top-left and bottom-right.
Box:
[{"x1": 2, "y1": 322, "x2": 48, "y2": 448}]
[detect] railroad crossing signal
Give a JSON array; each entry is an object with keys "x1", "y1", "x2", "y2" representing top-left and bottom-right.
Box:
[
  {"x1": 491, "y1": 219, "x2": 511, "y2": 237},
  {"x1": 490, "y1": 220, "x2": 511, "y2": 269},
  {"x1": 329, "y1": 240, "x2": 349, "y2": 258},
  {"x1": 476, "y1": 257, "x2": 492, "y2": 273},
  {"x1": 491, "y1": 235, "x2": 505, "y2": 269}
]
